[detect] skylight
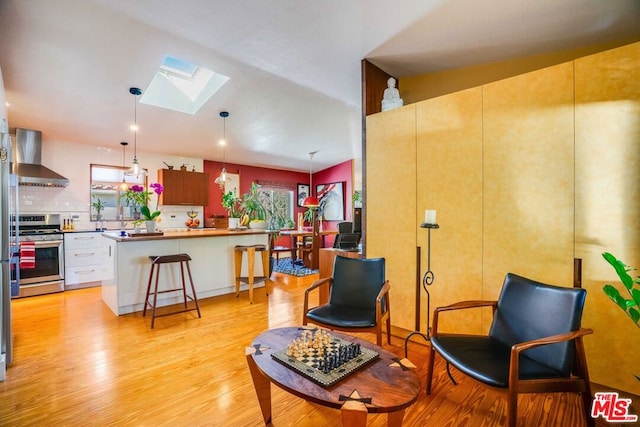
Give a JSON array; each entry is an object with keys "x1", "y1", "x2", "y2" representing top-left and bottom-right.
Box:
[{"x1": 140, "y1": 55, "x2": 229, "y2": 115}]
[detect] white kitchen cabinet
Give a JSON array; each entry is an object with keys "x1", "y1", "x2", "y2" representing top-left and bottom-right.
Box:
[{"x1": 64, "y1": 232, "x2": 113, "y2": 289}]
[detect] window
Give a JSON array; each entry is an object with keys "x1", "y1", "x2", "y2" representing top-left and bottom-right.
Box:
[
  {"x1": 90, "y1": 164, "x2": 146, "y2": 222},
  {"x1": 258, "y1": 187, "x2": 295, "y2": 230},
  {"x1": 140, "y1": 55, "x2": 230, "y2": 115}
]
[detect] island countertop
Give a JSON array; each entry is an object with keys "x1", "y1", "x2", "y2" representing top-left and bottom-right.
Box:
[
  {"x1": 102, "y1": 228, "x2": 271, "y2": 242},
  {"x1": 100, "y1": 228, "x2": 271, "y2": 315}
]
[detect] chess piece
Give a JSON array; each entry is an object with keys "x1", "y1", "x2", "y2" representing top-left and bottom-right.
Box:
[{"x1": 381, "y1": 77, "x2": 403, "y2": 112}]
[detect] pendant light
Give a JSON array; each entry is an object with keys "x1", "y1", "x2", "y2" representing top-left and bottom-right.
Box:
[
  {"x1": 119, "y1": 141, "x2": 129, "y2": 191},
  {"x1": 302, "y1": 151, "x2": 320, "y2": 208},
  {"x1": 214, "y1": 111, "x2": 229, "y2": 189},
  {"x1": 125, "y1": 87, "x2": 146, "y2": 177}
]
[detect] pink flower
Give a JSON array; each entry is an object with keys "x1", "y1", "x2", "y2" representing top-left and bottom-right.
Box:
[{"x1": 150, "y1": 182, "x2": 163, "y2": 196}]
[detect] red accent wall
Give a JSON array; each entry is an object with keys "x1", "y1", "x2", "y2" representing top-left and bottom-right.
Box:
[
  {"x1": 203, "y1": 159, "x2": 353, "y2": 247},
  {"x1": 314, "y1": 159, "x2": 354, "y2": 247}
]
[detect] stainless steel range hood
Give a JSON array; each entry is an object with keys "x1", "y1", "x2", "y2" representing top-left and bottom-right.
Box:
[{"x1": 11, "y1": 128, "x2": 69, "y2": 187}]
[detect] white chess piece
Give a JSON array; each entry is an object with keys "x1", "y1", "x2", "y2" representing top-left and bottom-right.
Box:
[{"x1": 381, "y1": 77, "x2": 404, "y2": 111}]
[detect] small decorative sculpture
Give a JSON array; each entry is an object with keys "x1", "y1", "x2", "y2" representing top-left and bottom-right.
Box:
[{"x1": 381, "y1": 77, "x2": 403, "y2": 111}]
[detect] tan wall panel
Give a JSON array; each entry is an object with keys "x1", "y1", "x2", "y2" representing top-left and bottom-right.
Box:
[
  {"x1": 401, "y1": 39, "x2": 639, "y2": 104},
  {"x1": 482, "y1": 63, "x2": 575, "y2": 307},
  {"x1": 575, "y1": 42, "x2": 640, "y2": 395},
  {"x1": 416, "y1": 88, "x2": 484, "y2": 334},
  {"x1": 365, "y1": 105, "x2": 417, "y2": 330}
]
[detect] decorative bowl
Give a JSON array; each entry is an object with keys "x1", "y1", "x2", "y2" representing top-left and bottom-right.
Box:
[{"x1": 249, "y1": 221, "x2": 268, "y2": 230}]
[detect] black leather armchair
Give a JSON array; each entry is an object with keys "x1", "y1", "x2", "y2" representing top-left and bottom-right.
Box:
[
  {"x1": 426, "y1": 273, "x2": 594, "y2": 427},
  {"x1": 303, "y1": 256, "x2": 391, "y2": 346}
]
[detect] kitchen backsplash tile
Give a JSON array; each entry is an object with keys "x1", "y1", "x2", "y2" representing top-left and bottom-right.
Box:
[{"x1": 18, "y1": 186, "x2": 204, "y2": 231}]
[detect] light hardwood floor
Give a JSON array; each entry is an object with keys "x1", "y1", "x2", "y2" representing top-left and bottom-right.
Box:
[{"x1": 1, "y1": 271, "x2": 600, "y2": 426}]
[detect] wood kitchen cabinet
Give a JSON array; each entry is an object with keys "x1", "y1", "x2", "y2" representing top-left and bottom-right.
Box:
[{"x1": 158, "y1": 169, "x2": 209, "y2": 206}]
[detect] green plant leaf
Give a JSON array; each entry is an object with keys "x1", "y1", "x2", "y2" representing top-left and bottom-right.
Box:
[
  {"x1": 629, "y1": 307, "x2": 640, "y2": 324},
  {"x1": 603, "y1": 284, "x2": 622, "y2": 300},
  {"x1": 603, "y1": 252, "x2": 635, "y2": 290},
  {"x1": 632, "y1": 288, "x2": 640, "y2": 307}
]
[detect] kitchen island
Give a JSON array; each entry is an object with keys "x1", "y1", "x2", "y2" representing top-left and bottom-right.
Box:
[{"x1": 101, "y1": 228, "x2": 270, "y2": 315}]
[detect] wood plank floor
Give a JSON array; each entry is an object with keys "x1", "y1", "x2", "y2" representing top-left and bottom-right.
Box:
[{"x1": 0, "y1": 272, "x2": 606, "y2": 426}]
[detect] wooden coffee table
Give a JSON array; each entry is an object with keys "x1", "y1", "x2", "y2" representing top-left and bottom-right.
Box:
[{"x1": 246, "y1": 327, "x2": 421, "y2": 426}]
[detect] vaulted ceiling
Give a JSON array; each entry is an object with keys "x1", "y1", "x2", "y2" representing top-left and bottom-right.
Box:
[{"x1": 0, "y1": 0, "x2": 638, "y2": 174}]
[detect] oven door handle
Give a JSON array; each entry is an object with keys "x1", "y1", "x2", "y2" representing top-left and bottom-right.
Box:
[{"x1": 30, "y1": 240, "x2": 64, "y2": 248}]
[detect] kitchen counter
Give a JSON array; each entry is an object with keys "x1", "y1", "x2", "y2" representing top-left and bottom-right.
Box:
[
  {"x1": 102, "y1": 227, "x2": 270, "y2": 242},
  {"x1": 100, "y1": 228, "x2": 270, "y2": 315}
]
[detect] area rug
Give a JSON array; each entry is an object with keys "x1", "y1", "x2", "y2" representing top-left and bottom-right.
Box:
[{"x1": 272, "y1": 258, "x2": 318, "y2": 277}]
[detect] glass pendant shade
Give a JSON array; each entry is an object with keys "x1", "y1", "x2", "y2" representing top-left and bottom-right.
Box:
[
  {"x1": 215, "y1": 111, "x2": 229, "y2": 188},
  {"x1": 125, "y1": 87, "x2": 146, "y2": 177},
  {"x1": 119, "y1": 141, "x2": 128, "y2": 191}
]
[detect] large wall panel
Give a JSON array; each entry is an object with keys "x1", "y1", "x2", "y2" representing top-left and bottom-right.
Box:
[
  {"x1": 575, "y1": 42, "x2": 640, "y2": 395},
  {"x1": 366, "y1": 105, "x2": 417, "y2": 330},
  {"x1": 416, "y1": 88, "x2": 484, "y2": 334},
  {"x1": 482, "y1": 63, "x2": 576, "y2": 308},
  {"x1": 365, "y1": 41, "x2": 640, "y2": 393}
]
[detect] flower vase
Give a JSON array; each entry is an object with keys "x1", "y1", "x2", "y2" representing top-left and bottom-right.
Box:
[
  {"x1": 228, "y1": 217, "x2": 240, "y2": 229},
  {"x1": 145, "y1": 220, "x2": 157, "y2": 233}
]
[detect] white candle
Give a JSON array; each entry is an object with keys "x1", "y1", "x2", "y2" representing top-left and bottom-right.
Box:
[{"x1": 425, "y1": 210, "x2": 437, "y2": 225}]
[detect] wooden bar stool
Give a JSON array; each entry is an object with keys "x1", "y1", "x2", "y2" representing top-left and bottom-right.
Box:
[
  {"x1": 144, "y1": 253, "x2": 202, "y2": 328},
  {"x1": 234, "y1": 244, "x2": 270, "y2": 304}
]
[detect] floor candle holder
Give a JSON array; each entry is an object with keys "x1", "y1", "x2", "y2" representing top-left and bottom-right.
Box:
[{"x1": 404, "y1": 222, "x2": 439, "y2": 357}]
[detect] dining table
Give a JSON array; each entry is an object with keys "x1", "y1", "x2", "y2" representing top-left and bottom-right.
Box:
[{"x1": 278, "y1": 229, "x2": 338, "y2": 268}]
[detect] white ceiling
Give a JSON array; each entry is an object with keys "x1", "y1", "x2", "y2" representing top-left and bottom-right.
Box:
[{"x1": 0, "y1": 0, "x2": 639, "y2": 174}]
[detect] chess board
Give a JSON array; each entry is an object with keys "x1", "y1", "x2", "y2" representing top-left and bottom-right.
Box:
[{"x1": 271, "y1": 334, "x2": 379, "y2": 388}]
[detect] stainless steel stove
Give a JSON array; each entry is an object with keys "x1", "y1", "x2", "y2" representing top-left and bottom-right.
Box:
[
  {"x1": 12, "y1": 214, "x2": 64, "y2": 297},
  {"x1": 16, "y1": 214, "x2": 63, "y2": 241}
]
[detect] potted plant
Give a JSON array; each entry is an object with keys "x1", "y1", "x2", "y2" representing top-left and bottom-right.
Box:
[
  {"x1": 352, "y1": 190, "x2": 362, "y2": 208},
  {"x1": 242, "y1": 182, "x2": 268, "y2": 229},
  {"x1": 602, "y1": 252, "x2": 640, "y2": 381},
  {"x1": 222, "y1": 190, "x2": 243, "y2": 228},
  {"x1": 123, "y1": 184, "x2": 146, "y2": 219},
  {"x1": 135, "y1": 183, "x2": 163, "y2": 233},
  {"x1": 91, "y1": 195, "x2": 105, "y2": 221}
]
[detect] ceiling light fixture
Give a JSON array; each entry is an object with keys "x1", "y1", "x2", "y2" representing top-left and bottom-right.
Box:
[
  {"x1": 302, "y1": 151, "x2": 320, "y2": 208},
  {"x1": 214, "y1": 111, "x2": 229, "y2": 189},
  {"x1": 119, "y1": 141, "x2": 129, "y2": 191},
  {"x1": 125, "y1": 87, "x2": 146, "y2": 177}
]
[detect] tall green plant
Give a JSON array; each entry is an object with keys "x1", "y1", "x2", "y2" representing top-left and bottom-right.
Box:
[
  {"x1": 602, "y1": 252, "x2": 640, "y2": 382},
  {"x1": 242, "y1": 182, "x2": 267, "y2": 221},
  {"x1": 602, "y1": 252, "x2": 640, "y2": 329},
  {"x1": 222, "y1": 191, "x2": 243, "y2": 218}
]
